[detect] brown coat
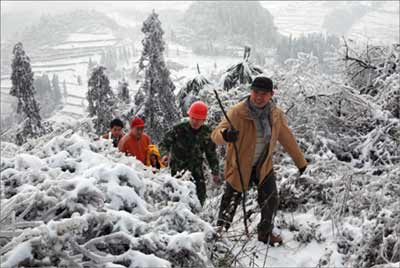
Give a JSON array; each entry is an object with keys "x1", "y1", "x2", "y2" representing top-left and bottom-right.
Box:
[{"x1": 211, "y1": 100, "x2": 307, "y2": 192}]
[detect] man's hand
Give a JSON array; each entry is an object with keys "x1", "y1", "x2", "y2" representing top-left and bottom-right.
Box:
[
  {"x1": 299, "y1": 165, "x2": 307, "y2": 176},
  {"x1": 212, "y1": 174, "x2": 222, "y2": 185},
  {"x1": 221, "y1": 128, "x2": 239, "y2": 143},
  {"x1": 161, "y1": 156, "x2": 169, "y2": 166}
]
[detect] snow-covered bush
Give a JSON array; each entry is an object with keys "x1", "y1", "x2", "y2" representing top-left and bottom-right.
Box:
[{"x1": 1, "y1": 126, "x2": 217, "y2": 267}]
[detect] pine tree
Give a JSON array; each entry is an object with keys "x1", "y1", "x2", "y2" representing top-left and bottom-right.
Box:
[
  {"x1": 135, "y1": 10, "x2": 180, "y2": 143},
  {"x1": 117, "y1": 80, "x2": 130, "y2": 104},
  {"x1": 34, "y1": 74, "x2": 54, "y2": 117},
  {"x1": 223, "y1": 46, "x2": 263, "y2": 91},
  {"x1": 9, "y1": 42, "x2": 44, "y2": 145},
  {"x1": 52, "y1": 74, "x2": 61, "y2": 105},
  {"x1": 87, "y1": 57, "x2": 96, "y2": 78},
  {"x1": 77, "y1": 75, "x2": 82, "y2": 85},
  {"x1": 63, "y1": 80, "x2": 68, "y2": 98},
  {"x1": 87, "y1": 66, "x2": 116, "y2": 135},
  {"x1": 177, "y1": 64, "x2": 211, "y2": 115}
]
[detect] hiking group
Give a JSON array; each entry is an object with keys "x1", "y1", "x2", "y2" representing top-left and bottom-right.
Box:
[{"x1": 101, "y1": 76, "x2": 307, "y2": 246}]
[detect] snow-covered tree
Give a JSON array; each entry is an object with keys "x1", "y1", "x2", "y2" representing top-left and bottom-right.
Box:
[
  {"x1": 63, "y1": 79, "x2": 67, "y2": 98},
  {"x1": 87, "y1": 66, "x2": 116, "y2": 135},
  {"x1": 87, "y1": 57, "x2": 96, "y2": 79},
  {"x1": 135, "y1": 10, "x2": 180, "y2": 143},
  {"x1": 9, "y1": 42, "x2": 44, "y2": 145},
  {"x1": 177, "y1": 64, "x2": 211, "y2": 115},
  {"x1": 117, "y1": 80, "x2": 130, "y2": 104},
  {"x1": 52, "y1": 74, "x2": 62, "y2": 105},
  {"x1": 223, "y1": 46, "x2": 263, "y2": 91},
  {"x1": 34, "y1": 74, "x2": 57, "y2": 117},
  {"x1": 77, "y1": 75, "x2": 82, "y2": 85}
]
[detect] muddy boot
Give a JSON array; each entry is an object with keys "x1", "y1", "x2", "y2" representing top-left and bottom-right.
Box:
[{"x1": 258, "y1": 231, "x2": 283, "y2": 247}]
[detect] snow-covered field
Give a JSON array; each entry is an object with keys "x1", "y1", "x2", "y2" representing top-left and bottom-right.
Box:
[{"x1": 264, "y1": 1, "x2": 399, "y2": 43}]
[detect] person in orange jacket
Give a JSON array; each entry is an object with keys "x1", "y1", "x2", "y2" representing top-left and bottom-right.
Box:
[
  {"x1": 145, "y1": 144, "x2": 166, "y2": 169},
  {"x1": 118, "y1": 117, "x2": 151, "y2": 165}
]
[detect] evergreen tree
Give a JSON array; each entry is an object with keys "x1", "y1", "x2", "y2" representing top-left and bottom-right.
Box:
[
  {"x1": 77, "y1": 75, "x2": 82, "y2": 85},
  {"x1": 9, "y1": 42, "x2": 44, "y2": 145},
  {"x1": 135, "y1": 10, "x2": 180, "y2": 143},
  {"x1": 87, "y1": 66, "x2": 116, "y2": 135},
  {"x1": 63, "y1": 79, "x2": 68, "y2": 98},
  {"x1": 117, "y1": 80, "x2": 130, "y2": 104},
  {"x1": 52, "y1": 74, "x2": 62, "y2": 105},
  {"x1": 34, "y1": 74, "x2": 54, "y2": 117},
  {"x1": 87, "y1": 57, "x2": 96, "y2": 78},
  {"x1": 177, "y1": 64, "x2": 211, "y2": 115},
  {"x1": 223, "y1": 46, "x2": 263, "y2": 90}
]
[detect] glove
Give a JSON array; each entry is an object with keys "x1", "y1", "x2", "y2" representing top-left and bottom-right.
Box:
[
  {"x1": 299, "y1": 165, "x2": 307, "y2": 176},
  {"x1": 212, "y1": 174, "x2": 222, "y2": 185},
  {"x1": 221, "y1": 128, "x2": 239, "y2": 143}
]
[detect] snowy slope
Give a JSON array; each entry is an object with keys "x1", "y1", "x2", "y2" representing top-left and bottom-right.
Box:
[
  {"x1": 264, "y1": 1, "x2": 399, "y2": 44},
  {"x1": 0, "y1": 116, "x2": 215, "y2": 267}
]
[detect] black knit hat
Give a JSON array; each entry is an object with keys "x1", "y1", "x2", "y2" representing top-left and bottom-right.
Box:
[{"x1": 251, "y1": 76, "x2": 273, "y2": 92}]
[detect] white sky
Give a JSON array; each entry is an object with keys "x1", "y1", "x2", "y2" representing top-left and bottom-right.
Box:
[{"x1": 1, "y1": 1, "x2": 192, "y2": 14}]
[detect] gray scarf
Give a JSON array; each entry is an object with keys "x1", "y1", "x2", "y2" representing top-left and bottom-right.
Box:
[{"x1": 246, "y1": 97, "x2": 272, "y2": 142}]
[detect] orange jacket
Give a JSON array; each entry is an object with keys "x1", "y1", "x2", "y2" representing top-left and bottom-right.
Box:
[
  {"x1": 145, "y1": 144, "x2": 165, "y2": 169},
  {"x1": 118, "y1": 133, "x2": 151, "y2": 164}
]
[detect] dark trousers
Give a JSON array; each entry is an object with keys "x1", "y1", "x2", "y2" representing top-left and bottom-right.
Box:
[
  {"x1": 172, "y1": 167, "x2": 206, "y2": 206},
  {"x1": 217, "y1": 168, "x2": 279, "y2": 234}
]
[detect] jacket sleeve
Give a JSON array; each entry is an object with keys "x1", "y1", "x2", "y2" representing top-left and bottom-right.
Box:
[
  {"x1": 159, "y1": 128, "x2": 175, "y2": 156},
  {"x1": 278, "y1": 111, "x2": 307, "y2": 169},
  {"x1": 211, "y1": 108, "x2": 236, "y2": 145},
  {"x1": 204, "y1": 130, "x2": 219, "y2": 175}
]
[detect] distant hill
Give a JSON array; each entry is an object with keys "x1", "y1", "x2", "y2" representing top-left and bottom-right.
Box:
[
  {"x1": 21, "y1": 10, "x2": 128, "y2": 49},
  {"x1": 1, "y1": 9, "x2": 130, "y2": 75},
  {"x1": 180, "y1": 1, "x2": 279, "y2": 55}
]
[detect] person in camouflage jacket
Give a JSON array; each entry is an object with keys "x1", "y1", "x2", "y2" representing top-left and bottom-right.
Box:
[{"x1": 160, "y1": 101, "x2": 220, "y2": 206}]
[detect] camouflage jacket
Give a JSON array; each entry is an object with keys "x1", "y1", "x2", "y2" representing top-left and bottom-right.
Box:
[{"x1": 159, "y1": 120, "x2": 219, "y2": 176}]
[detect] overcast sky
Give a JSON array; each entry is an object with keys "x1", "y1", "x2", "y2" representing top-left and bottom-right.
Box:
[
  {"x1": 3, "y1": 1, "x2": 399, "y2": 15},
  {"x1": 1, "y1": 1, "x2": 192, "y2": 14}
]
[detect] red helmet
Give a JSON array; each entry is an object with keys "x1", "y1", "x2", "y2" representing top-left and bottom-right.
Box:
[
  {"x1": 130, "y1": 117, "x2": 145, "y2": 128},
  {"x1": 187, "y1": 101, "x2": 208, "y2": 120}
]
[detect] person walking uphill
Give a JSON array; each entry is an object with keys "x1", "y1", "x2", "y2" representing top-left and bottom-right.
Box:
[
  {"x1": 118, "y1": 117, "x2": 151, "y2": 165},
  {"x1": 160, "y1": 101, "x2": 220, "y2": 206},
  {"x1": 101, "y1": 118, "x2": 125, "y2": 147},
  {"x1": 211, "y1": 76, "x2": 307, "y2": 245}
]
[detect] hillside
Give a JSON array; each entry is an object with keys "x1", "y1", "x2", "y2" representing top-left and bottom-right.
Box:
[{"x1": 180, "y1": 1, "x2": 279, "y2": 56}]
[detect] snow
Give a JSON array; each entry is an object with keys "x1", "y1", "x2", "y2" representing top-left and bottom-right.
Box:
[
  {"x1": 1, "y1": 124, "x2": 214, "y2": 266},
  {"x1": 1, "y1": 4, "x2": 399, "y2": 267},
  {"x1": 65, "y1": 33, "x2": 116, "y2": 42},
  {"x1": 15, "y1": 154, "x2": 44, "y2": 171},
  {"x1": 2, "y1": 242, "x2": 33, "y2": 268},
  {"x1": 52, "y1": 40, "x2": 118, "y2": 50}
]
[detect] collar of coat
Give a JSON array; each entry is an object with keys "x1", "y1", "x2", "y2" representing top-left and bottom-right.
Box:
[{"x1": 235, "y1": 98, "x2": 279, "y2": 125}]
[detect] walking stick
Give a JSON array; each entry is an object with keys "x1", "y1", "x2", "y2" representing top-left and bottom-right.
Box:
[{"x1": 214, "y1": 90, "x2": 250, "y2": 238}]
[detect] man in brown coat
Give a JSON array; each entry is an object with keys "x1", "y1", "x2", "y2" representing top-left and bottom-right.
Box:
[{"x1": 211, "y1": 76, "x2": 307, "y2": 245}]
